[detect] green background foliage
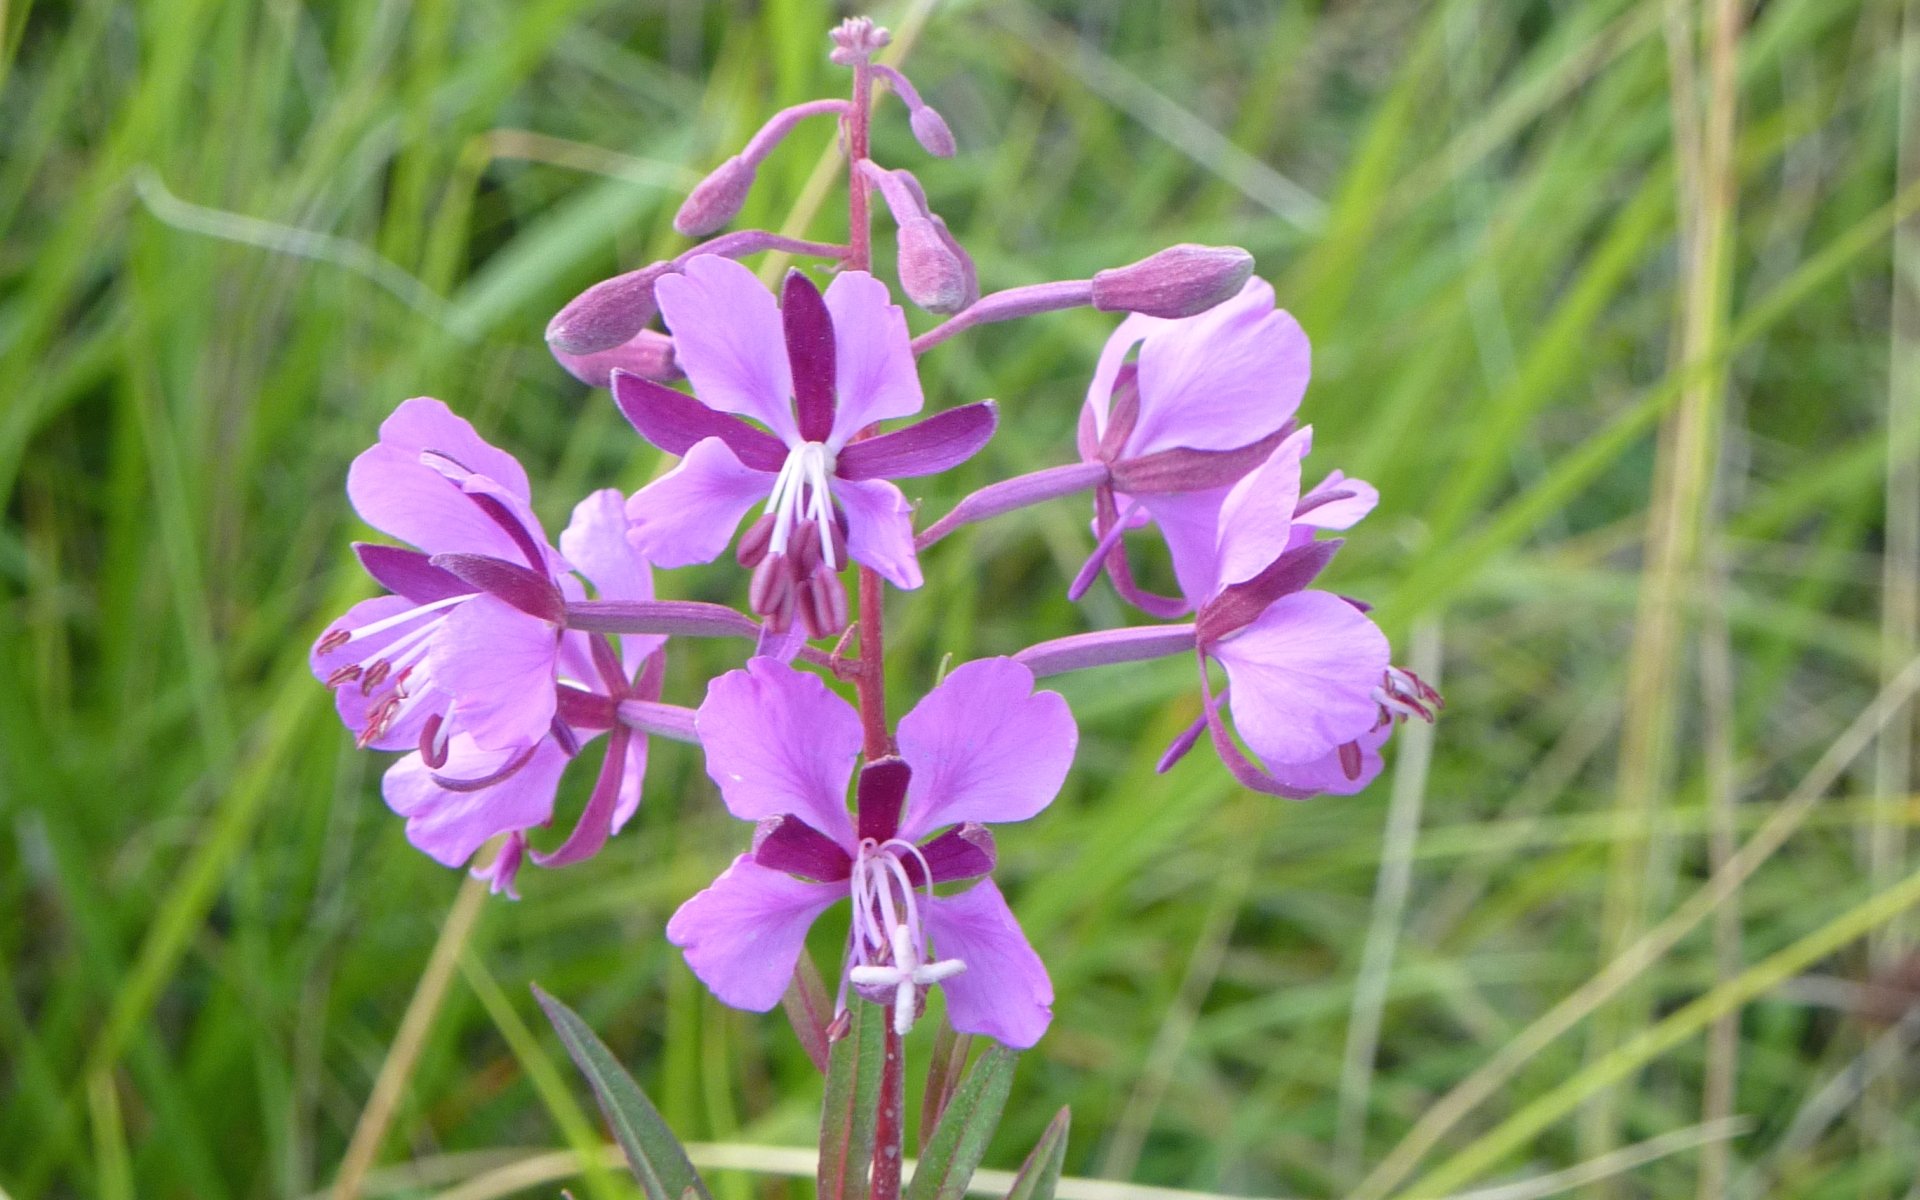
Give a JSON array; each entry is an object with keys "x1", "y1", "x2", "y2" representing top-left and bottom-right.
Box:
[{"x1": 3, "y1": 0, "x2": 1918, "y2": 1196}]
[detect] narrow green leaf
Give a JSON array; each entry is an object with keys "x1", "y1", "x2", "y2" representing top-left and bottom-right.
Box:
[
  {"x1": 532, "y1": 984, "x2": 711, "y2": 1200},
  {"x1": 818, "y1": 999, "x2": 886, "y2": 1200},
  {"x1": 919, "y1": 1022, "x2": 973, "y2": 1153},
  {"x1": 1003, "y1": 1108, "x2": 1070, "y2": 1200},
  {"x1": 904, "y1": 1045, "x2": 1020, "y2": 1200}
]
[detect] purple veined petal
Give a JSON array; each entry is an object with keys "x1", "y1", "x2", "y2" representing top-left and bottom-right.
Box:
[
  {"x1": 895, "y1": 658, "x2": 1077, "y2": 841},
  {"x1": 373, "y1": 396, "x2": 531, "y2": 499},
  {"x1": 782, "y1": 269, "x2": 838, "y2": 443},
  {"x1": 625, "y1": 437, "x2": 775, "y2": 568},
  {"x1": 1195, "y1": 650, "x2": 1318, "y2": 800},
  {"x1": 1194, "y1": 539, "x2": 1342, "y2": 646},
  {"x1": 1213, "y1": 429, "x2": 1310, "y2": 590},
  {"x1": 1210, "y1": 590, "x2": 1390, "y2": 766},
  {"x1": 614, "y1": 722, "x2": 650, "y2": 832},
  {"x1": 752, "y1": 814, "x2": 855, "y2": 882},
  {"x1": 312, "y1": 593, "x2": 458, "y2": 751},
  {"x1": 837, "y1": 401, "x2": 997, "y2": 481},
  {"x1": 552, "y1": 329, "x2": 681, "y2": 389},
  {"x1": 1266, "y1": 721, "x2": 1391, "y2": 796},
  {"x1": 1296, "y1": 469, "x2": 1380, "y2": 530},
  {"x1": 822, "y1": 270, "x2": 923, "y2": 448},
  {"x1": 905, "y1": 823, "x2": 995, "y2": 885},
  {"x1": 695, "y1": 657, "x2": 861, "y2": 845},
  {"x1": 833, "y1": 476, "x2": 923, "y2": 590},
  {"x1": 417, "y1": 452, "x2": 559, "y2": 574},
  {"x1": 383, "y1": 734, "x2": 571, "y2": 867},
  {"x1": 353, "y1": 544, "x2": 472, "y2": 604},
  {"x1": 561, "y1": 488, "x2": 666, "y2": 669},
  {"x1": 1135, "y1": 487, "x2": 1234, "y2": 609},
  {"x1": 924, "y1": 880, "x2": 1052, "y2": 1049},
  {"x1": 532, "y1": 728, "x2": 630, "y2": 867},
  {"x1": 1082, "y1": 312, "x2": 1159, "y2": 447},
  {"x1": 666, "y1": 854, "x2": 843, "y2": 1012},
  {"x1": 429, "y1": 594, "x2": 561, "y2": 751},
  {"x1": 348, "y1": 444, "x2": 526, "y2": 564},
  {"x1": 654, "y1": 255, "x2": 799, "y2": 443},
  {"x1": 1128, "y1": 279, "x2": 1310, "y2": 457},
  {"x1": 611, "y1": 371, "x2": 788, "y2": 472}
]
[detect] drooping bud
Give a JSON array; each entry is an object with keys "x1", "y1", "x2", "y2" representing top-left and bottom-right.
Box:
[
  {"x1": 674, "y1": 155, "x2": 758, "y2": 237},
  {"x1": 897, "y1": 219, "x2": 971, "y2": 313},
  {"x1": 909, "y1": 106, "x2": 956, "y2": 158},
  {"x1": 546, "y1": 261, "x2": 677, "y2": 355},
  {"x1": 1091, "y1": 244, "x2": 1256, "y2": 319},
  {"x1": 551, "y1": 330, "x2": 680, "y2": 389}
]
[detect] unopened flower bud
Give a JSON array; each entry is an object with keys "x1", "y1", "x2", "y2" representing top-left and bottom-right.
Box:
[
  {"x1": 1091, "y1": 244, "x2": 1256, "y2": 319},
  {"x1": 829, "y1": 16, "x2": 890, "y2": 66},
  {"x1": 909, "y1": 106, "x2": 956, "y2": 157},
  {"x1": 897, "y1": 218, "x2": 970, "y2": 313},
  {"x1": 551, "y1": 330, "x2": 680, "y2": 389},
  {"x1": 674, "y1": 155, "x2": 757, "y2": 238},
  {"x1": 547, "y1": 261, "x2": 676, "y2": 355}
]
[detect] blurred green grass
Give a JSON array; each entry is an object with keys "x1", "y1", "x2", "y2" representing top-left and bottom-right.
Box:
[{"x1": 4, "y1": 0, "x2": 1920, "y2": 1197}]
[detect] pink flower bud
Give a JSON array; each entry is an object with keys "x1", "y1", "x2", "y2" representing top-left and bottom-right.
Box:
[
  {"x1": 546, "y1": 261, "x2": 676, "y2": 355},
  {"x1": 897, "y1": 218, "x2": 970, "y2": 313},
  {"x1": 1090, "y1": 244, "x2": 1256, "y2": 319},
  {"x1": 673, "y1": 155, "x2": 757, "y2": 238},
  {"x1": 829, "y1": 16, "x2": 890, "y2": 66},
  {"x1": 909, "y1": 106, "x2": 956, "y2": 157},
  {"x1": 550, "y1": 330, "x2": 680, "y2": 389}
]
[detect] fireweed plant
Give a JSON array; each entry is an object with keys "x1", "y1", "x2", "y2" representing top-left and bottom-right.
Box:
[{"x1": 314, "y1": 16, "x2": 1439, "y2": 1197}]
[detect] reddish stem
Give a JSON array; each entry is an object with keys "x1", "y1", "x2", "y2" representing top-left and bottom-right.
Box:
[
  {"x1": 842, "y1": 59, "x2": 890, "y2": 761},
  {"x1": 847, "y1": 62, "x2": 874, "y2": 273},
  {"x1": 871, "y1": 1025, "x2": 906, "y2": 1200},
  {"x1": 855, "y1": 566, "x2": 891, "y2": 758}
]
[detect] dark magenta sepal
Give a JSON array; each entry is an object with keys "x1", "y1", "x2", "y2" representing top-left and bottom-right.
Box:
[
  {"x1": 354, "y1": 543, "x2": 473, "y2": 604},
  {"x1": 752, "y1": 814, "x2": 854, "y2": 882},
  {"x1": 1096, "y1": 364, "x2": 1140, "y2": 461},
  {"x1": 1294, "y1": 487, "x2": 1358, "y2": 520},
  {"x1": 548, "y1": 713, "x2": 581, "y2": 757},
  {"x1": 428, "y1": 553, "x2": 566, "y2": 624},
  {"x1": 905, "y1": 823, "x2": 996, "y2": 885},
  {"x1": 836, "y1": 401, "x2": 997, "y2": 481},
  {"x1": 556, "y1": 685, "x2": 620, "y2": 732},
  {"x1": 532, "y1": 728, "x2": 630, "y2": 867},
  {"x1": 782, "y1": 269, "x2": 838, "y2": 443},
  {"x1": 1109, "y1": 426, "x2": 1291, "y2": 495},
  {"x1": 588, "y1": 632, "x2": 629, "y2": 697},
  {"x1": 611, "y1": 371, "x2": 788, "y2": 471},
  {"x1": 1193, "y1": 539, "x2": 1342, "y2": 645},
  {"x1": 856, "y1": 756, "x2": 912, "y2": 844}
]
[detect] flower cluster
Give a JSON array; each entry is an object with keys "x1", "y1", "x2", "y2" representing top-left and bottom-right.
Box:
[{"x1": 316, "y1": 16, "x2": 1436, "y2": 1051}]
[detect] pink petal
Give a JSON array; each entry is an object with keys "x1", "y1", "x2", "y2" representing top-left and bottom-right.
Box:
[
  {"x1": 383, "y1": 735, "x2": 570, "y2": 867},
  {"x1": 429, "y1": 595, "x2": 560, "y2": 751},
  {"x1": 666, "y1": 854, "x2": 842, "y2": 1012},
  {"x1": 1129, "y1": 279, "x2": 1309, "y2": 456},
  {"x1": 312, "y1": 594, "x2": 457, "y2": 751},
  {"x1": 625, "y1": 438, "x2": 774, "y2": 568},
  {"x1": 348, "y1": 444, "x2": 526, "y2": 563},
  {"x1": 615, "y1": 731, "x2": 649, "y2": 832},
  {"x1": 654, "y1": 256, "x2": 798, "y2": 442},
  {"x1": 833, "y1": 476, "x2": 922, "y2": 589},
  {"x1": 1082, "y1": 313, "x2": 1157, "y2": 445},
  {"x1": 561, "y1": 488, "x2": 665, "y2": 669},
  {"x1": 1213, "y1": 428, "x2": 1308, "y2": 590},
  {"x1": 1135, "y1": 487, "x2": 1233, "y2": 607},
  {"x1": 1211, "y1": 590, "x2": 1389, "y2": 766},
  {"x1": 1297, "y1": 469, "x2": 1380, "y2": 531},
  {"x1": 822, "y1": 270, "x2": 923, "y2": 447},
  {"x1": 1265, "y1": 722, "x2": 1391, "y2": 796},
  {"x1": 695, "y1": 658, "x2": 860, "y2": 846},
  {"x1": 374, "y1": 397, "x2": 531, "y2": 498},
  {"x1": 925, "y1": 880, "x2": 1053, "y2": 1049},
  {"x1": 895, "y1": 658, "x2": 1077, "y2": 841}
]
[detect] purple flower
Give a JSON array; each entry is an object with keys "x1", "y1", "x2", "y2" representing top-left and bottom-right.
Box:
[
  {"x1": 1074, "y1": 278, "x2": 1310, "y2": 616},
  {"x1": 666, "y1": 656, "x2": 1074, "y2": 1048},
  {"x1": 1171, "y1": 429, "x2": 1434, "y2": 796},
  {"x1": 614, "y1": 255, "x2": 997, "y2": 637},
  {"x1": 379, "y1": 489, "x2": 667, "y2": 895},
  {"x1": 311, "y1": 397, "x2": 576, "y2": 757}
]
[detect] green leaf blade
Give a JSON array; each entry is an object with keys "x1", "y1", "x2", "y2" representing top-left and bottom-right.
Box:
[
  {"x1": 818, "y1": 998, "x2": 887, "y2": 1200},
  {"x1": 905, "y1": 1045, "x2": 1019, "y2": 1200}
]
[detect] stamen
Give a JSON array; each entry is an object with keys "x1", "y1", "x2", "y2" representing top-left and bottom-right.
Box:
[
  {"x1": 763, "y1": 442, "x2": 840, "y2": 570},
  {"x1": 1338, "y1": 740, "x2": 1363, "y2": 781},
  {"x1": 316, "y1": 628, "x2": 352, "y2": 654}
]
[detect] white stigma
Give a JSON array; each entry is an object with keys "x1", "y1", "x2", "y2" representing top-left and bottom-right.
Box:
[
  {"x1": 764, "y1": 441, "x2": 839, "y2": 568},
  {"x1": 845, "y1": 840, "x2": 966, "y2": 1037}
]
